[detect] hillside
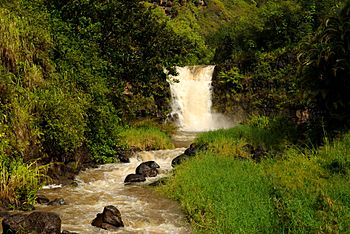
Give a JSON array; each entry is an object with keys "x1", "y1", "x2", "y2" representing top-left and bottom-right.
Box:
[{"x1": 1, "y1": 0, "x2": 350, "y2": 213}]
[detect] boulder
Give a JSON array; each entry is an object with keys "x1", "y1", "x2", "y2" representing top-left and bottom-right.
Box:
[
  {"x1": 135, "y1": 161, "x2": 160, "y2": 177},
  {"x1": 172, "y1": 143, "x2": 208, "y2": 167},
  {"x1": 36, "y1": 194, "x2": 50, "y2": 205},
  {"x1": 184, "y1": 143, "x2": 208, "y2": 156},
  {"x1": 61, "y1": 231, "x2": 79, "y2": 234},
  {"x1": 48, "y1": 198, "x2": 66, "y2": 206},
  {"x1": 171, "y1": 154, "x2": 189, "y2": 167},
  {"x1": 124, "y1": 174, "x2": 146, "y2": 184},
  {"x1": 2, "y1": 211, "x2": 61, "y2": 234},
  {"x1": 242, "y1": 144, "x2": 266, "y2": 162},
  {"x1": 91, "y1": 205, "x2": 124, "y2": 231}
]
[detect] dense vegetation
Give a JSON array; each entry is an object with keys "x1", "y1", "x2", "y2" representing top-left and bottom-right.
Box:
[
  {"x1": 1, "y1": 2, "x2": 350, "y2": 233},
  {"x1": 0, "y1": 0, "x2": 194, "y2": 208}
]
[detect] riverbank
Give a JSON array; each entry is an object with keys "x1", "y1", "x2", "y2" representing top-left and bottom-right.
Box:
[
  {"x1": 159, "y1": 119, "x2": 350, "y2": 233},
  {"x1": 0, "y1": 122, "x2": 176, "y2": 211}
]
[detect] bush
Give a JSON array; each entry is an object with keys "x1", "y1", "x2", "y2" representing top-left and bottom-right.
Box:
[{"x1": 0, "y1": 154, "x2": 49, "y2": 209}]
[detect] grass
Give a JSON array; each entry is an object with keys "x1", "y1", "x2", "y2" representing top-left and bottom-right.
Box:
[
  {"x1": 264, "y1": 134, "x2": 350, "y2": 233},
  {"x1": 195, "y1": 119, "x2": 297, "y2": 157},
  {"x1": 120, "y1": 125, "x2": 175, "y2": 150},
  {"x1": 0, "y1": 155, "x2": 49, "y2": 209},
  {"x1": 160, "y1": 152, "x2": 278, "y2": 233},
  {"x1": 159, "y1": 118, "x2": 350, "y2": 233}
]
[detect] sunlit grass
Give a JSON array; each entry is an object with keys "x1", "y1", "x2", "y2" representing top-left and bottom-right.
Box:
[
  {"x1": 160, "y1": 120, "x2": 350, "y2": 233},
  {"x1": 120, "y1": 126, "x2": 174, "y2": 150},
  {"x1": 0, "y1": 155, "x2": 49, "y2": 209},
  {"x1": 160, "y1": 152, "x2": 277, "y2": 233},
  {"x1": 264, "y1": 133, "x2": 350, "y2": 233}
]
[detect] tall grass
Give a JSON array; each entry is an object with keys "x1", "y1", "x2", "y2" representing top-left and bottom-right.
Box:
[
  {"x1": 0, "y1": 155, "x2": 49, "y2": 209},
  {"x1": 195, "y1": 120, "x2": 296, "y2": 157},
  {"x1": 160, "y1": 117, "x2": 350, "y2": 233},
  {"x1": 160, "y1": 152, "x2": 278, "y2": 233},
  {"x1": 120, "y1": 126, "x2": 174, "y2": 150},
  {"x1": 265, "y1": 133, "x2": 350, "y2": 233}
]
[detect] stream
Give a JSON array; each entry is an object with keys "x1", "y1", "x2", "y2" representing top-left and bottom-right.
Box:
[
  {"x1": 36, "y1": 147, "x2": 192, "y2": 234},
  {"x1": 1, "y1": 65, "x2": 233, "y2": 233}
]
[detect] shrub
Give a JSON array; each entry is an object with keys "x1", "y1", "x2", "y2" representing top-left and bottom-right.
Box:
[{"x1": 0, "y1": 154, "x2": 49, "y2": 209}]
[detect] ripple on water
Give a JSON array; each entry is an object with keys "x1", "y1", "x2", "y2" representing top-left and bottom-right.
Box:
[{"x1": 37, "y1": 148, "x2": 191, "y2": 234}]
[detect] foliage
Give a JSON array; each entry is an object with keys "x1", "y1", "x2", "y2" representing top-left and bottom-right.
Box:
[
  {"x1": 47, "y1": 0, "x2": 202, "y2": 121},
  {"x1": 0, "y1": 154, "x2": 49, "y2": 209},
  {"x1": 298, "y1": 1, "x2": 350, "y2": 130},
  {"x1": 212, "y1": 47, "x2": 299, "y2": 119}
]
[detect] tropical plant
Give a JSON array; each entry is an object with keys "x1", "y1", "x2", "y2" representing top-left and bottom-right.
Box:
[{"x1": 298, "y1": 1, "x2": 350, "y2": 130}]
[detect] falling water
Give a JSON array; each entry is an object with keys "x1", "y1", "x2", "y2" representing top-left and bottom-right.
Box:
[{"x1": 169, "y1": 66, "x2": 232, "y2": 132}]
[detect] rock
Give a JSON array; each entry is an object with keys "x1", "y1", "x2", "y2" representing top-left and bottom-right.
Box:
[
  {"x1": 172, "y1": 143, "x2": 208, "y2": 167},
  {"x1": 118, "y1": 154, "x2": 130, "y2": 163},
  {"x1": 61, "y1": 231, "x2": 79, "y2": 234},
  {"x1": 135, "y1": 161, "x2": 160, "y2": 177},
  {"x1": 48, "y1": 198, "x2": 66, "y2": 206},
  {"x1": 116, "y1": 146, "x2": 141, "y2": 163},
  {"x1": 252, "y1": 145, "x2": 266, "y2": 162},
  {"x1": 242, "y1": 144, "x2": 266, "y2": 162},
  {"x1": 184, "y1": 143, "x2": 208, "y2": 156},
  {"x1": 2, "y1": 212, "x2": 61, "y2": 234},
  {"x1": 171, "y1": 154, "x2": 189, "y2": 167},
  {"x1": 124, "y1": 174, "x2": 146, "y2": 184},
  {"x1": 91, "y1": 205, "x2": 124, "y2": 231},
  {"x1": 70, "y1": 181, "x2": 79, "y2": 187},
  {"x1": 37, "y1": 194, "x2": 50, "y2": 205}
]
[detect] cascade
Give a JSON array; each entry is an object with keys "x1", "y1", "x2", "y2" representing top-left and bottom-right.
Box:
[{"x1": 169, "y1": 65, "x2": 232, "y2": 132}]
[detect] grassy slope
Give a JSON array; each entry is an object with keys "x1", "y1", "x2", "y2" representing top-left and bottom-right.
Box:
[{"x1": 159, "y1": 123, "x2": 350, "y2": 233}]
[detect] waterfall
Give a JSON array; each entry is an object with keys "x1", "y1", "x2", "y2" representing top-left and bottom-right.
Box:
[{"x1": 168, "y1": 65, "x2": 232, "y2": 132}]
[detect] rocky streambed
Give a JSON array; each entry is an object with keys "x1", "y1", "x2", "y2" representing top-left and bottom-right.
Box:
[{"x1": 2, "y1": 147, "x2": 195, "y2": 234}]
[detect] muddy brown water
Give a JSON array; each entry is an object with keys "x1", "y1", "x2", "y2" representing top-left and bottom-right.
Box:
[
  {"x1": 36, "y1": 148, "x2": 191, "y2": 233},
  {"x1": 1, "y1": 134, "x2": 196, "y2": 233}
]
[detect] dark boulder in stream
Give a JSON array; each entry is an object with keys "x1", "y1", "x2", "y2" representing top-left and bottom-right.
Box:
[
  {"x1": 136, "y1": 161, "x2": 160, "y2": 177},
  {"x1": 124, "y1": 174, "x2": 146, "y2": 183},
  {"x1": 2, "y1": 211, "x2": 61, "y2": 234},
  {"x1": 172, "y1": 143, "x2": 208, "y2": 167},
  {"x1": 91, "y1": 205, "x2": 124, "y2": 231},
  {"x1": 36, "y1": 194, "x2": 50, "y2": 205},
  {"x1": 48, "y1": 198, "x2": 66, "y2": 206}
]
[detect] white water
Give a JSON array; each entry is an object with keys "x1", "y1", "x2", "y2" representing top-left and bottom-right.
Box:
[
  {"x1": 35, "y1": 149, "x2": 191, "y2": 234},
  {"x1": 169, "y1": 66, "x2": 232, "y2": 132}
]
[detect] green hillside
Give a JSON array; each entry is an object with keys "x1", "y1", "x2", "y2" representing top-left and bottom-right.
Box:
[{"x1": 1, "y1": 1, "x2": 350, "y2": 225}]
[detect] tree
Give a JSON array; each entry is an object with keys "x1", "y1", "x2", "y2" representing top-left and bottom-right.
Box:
[{"x1": 298, "y1": 1, "x2": 350, "y2": 129}]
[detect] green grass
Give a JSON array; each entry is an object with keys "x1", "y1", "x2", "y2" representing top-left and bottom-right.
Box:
[
  {"x1": 120, "y1": 126, "x2": 175, "y2": 150},
  {"x1": 264, "y1": 134, "x2": 350, "y2": 233},
  {"x1": 160, "y1": 152, "x2": 278, "y2": 233},
  {"x1": 195, "y1": 119, "x2": 297, "y2": 157},
  {"x1": 0, "y1": 155, "x2": 49, "y2": 209},
  {"x1": 159, "y1": 120, "x2": 350, "y2": 233}
]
